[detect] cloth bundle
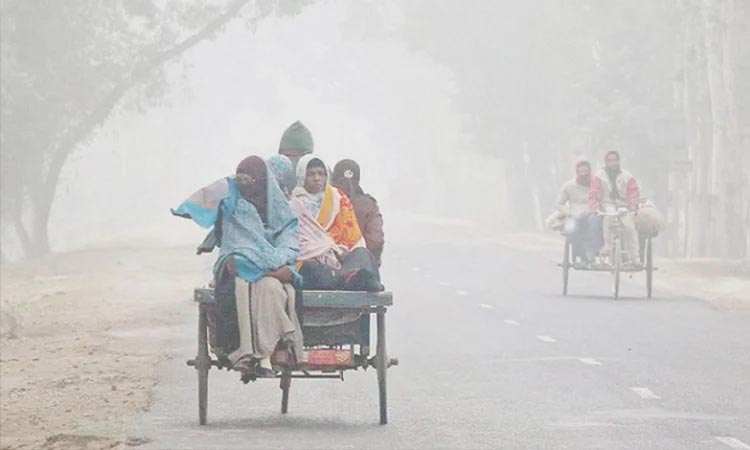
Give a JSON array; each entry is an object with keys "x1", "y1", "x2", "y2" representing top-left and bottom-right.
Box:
[{"x1": 635, "y1": 201, "x2": 665, "y2": 237}]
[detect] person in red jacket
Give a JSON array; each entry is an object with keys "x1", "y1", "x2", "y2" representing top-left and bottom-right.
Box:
[{"x1": 589, "y1": 151, "x2": 641, "y2": 266}]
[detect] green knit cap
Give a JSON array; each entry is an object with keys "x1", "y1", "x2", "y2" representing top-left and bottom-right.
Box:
[{"x1": 278, "y1": 121, "x2": 314, "y2": 156}]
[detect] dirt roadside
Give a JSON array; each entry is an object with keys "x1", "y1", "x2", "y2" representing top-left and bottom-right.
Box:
[{"x1": 0, "y1": 246, "x2": 210, "y2": 450}]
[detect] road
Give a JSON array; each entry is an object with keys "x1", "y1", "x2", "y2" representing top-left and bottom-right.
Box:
[{"x1": 130, "y1": 223, "x2": 750, "y2": 449}]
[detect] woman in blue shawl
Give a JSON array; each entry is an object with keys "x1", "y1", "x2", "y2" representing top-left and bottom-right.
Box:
[{"x1": 173, "y1": 156, "x2": 303, "y2": 377}]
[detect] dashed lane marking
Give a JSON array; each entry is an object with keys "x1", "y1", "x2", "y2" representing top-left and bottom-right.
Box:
[
  {"x1": 536, "y1": 335, "x2": 557, "y2": 343},
  {"x1": 439, "y1": 281, "x2": 451, "y2": 287},
  {"x1": 630, "y1": 387, "x2": 660, "y2": 400},
  {"x1": 715, "y1": 437, "x2": 750, "y2": 449},
  {"x1": 503, "y1": 319, "x2": 520, "y2": 326},
  {"x1": 456, "y1": 290, "x2": 468, "y2": 296},
  {"x1": 411, "y1": 267, "x2": 421, "y2": 272},
  {"x1": 578, "y1": 358, "x2": 602, "y2": 366},
  {"x1": 479, "y1": 304, "x2": 494, "y2": 309}
]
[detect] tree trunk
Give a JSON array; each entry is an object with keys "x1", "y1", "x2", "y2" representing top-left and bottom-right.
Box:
[
  {"x1": 683, "y1": 2, "x2": 711, "y2": 257},
  {"x1": 703, "y1": 0, "x2": 729, "y2": 256},
  {"x1": 703, "y1": 0, "x2": 745, "y2": 258},
  {"x1": 719, "y1": 0, "x2": 746, "y2": 257},
  {"x1": 17, "y1": 0, "x2": 254, "y2": 257},
  {"x1": 29, "y1": 191, "x2": 52, "y2": 257}
]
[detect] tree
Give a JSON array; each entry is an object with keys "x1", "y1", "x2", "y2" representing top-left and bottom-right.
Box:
[
  {"x1": 396, "y1": 0, "x2": 748, "y2": 257},
  {"x1": 0, "y1": 0, "x2": 312, "y2": 257}
]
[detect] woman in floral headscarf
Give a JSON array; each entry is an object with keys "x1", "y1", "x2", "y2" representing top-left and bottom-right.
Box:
[
  {"x1": 266, "y1": 154, "x2": 296, "y2": 198},
  {"x1": 290, "y1": 155, "x2": 381, "y2": 291}
]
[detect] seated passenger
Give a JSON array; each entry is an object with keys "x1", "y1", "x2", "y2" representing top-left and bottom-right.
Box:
[
  {"x1": 172, "y1": 156, "x2": 303, "y2": 377},
  {"x1": 556, "y1": 160, "x2": 601, "y2": 266},
  {"x1": 290, "y1": 155, "x2": 381, "y2": 291},
  {"x1": 331, "y1": 159, "x2": 385, "y2": 267}
]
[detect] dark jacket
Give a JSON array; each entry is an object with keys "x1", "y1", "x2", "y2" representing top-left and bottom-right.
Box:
[{"x1": 350, "y1": 192, "x2": 384, "y2": 266}]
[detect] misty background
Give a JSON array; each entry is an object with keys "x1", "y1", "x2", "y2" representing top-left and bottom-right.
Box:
[{"x1": 1, "y1": 0, "x2": 749, "y2": 261}]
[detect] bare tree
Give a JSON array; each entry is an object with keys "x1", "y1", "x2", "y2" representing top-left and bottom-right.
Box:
[{"x1": 0, "y1": 0, "x2": 312, "y2": 257}]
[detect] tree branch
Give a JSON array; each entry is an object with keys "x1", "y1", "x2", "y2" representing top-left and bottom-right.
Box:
[{"x1": 42, "y1": 0, "x2": 254, "y2": 198}]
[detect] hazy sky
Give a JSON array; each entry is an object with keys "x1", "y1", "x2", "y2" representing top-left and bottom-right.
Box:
[{"x1": 47, "y1": 0, "x2": 475, "y2": 253}]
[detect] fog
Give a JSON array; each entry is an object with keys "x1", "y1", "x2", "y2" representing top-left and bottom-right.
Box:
[
  {"x1": 2, "y1": 0, "x2": 748, "y2": 260},
  {"x1": 2, "y1": 2, "x2": 750, "y2": 448}
]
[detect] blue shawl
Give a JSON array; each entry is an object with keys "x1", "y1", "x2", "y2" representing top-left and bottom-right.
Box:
[{"x1": 172, "y1": 169, "x2": 301, "y2": 285}]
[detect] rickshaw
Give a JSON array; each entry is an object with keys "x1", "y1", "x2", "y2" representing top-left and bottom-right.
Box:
[
  {"x1": 560, "y1": 207, "x2": 656, "y2": 300},
  {"x1": 187, "y1": 287, "x2": 397, "y2": 425}
]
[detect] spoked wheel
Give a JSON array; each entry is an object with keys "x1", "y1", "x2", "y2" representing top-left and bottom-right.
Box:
[
  {"x1": 612, "y1": 238, "x2": 621, "y2": 300},
  {"x1": 280, "y1": 370, "x2": 291, "y2": 414},
  {"x1": 376, "y1": 308, "x2": 388, "y2": 425},
  {"x1": 196, "y1": 305, "x2": 210, "y2": 425},
  {"x1": 645, "y1": 238, "x2": 654, "y2": 299},
  {"x1": 562, "y1": 239, "x2": 571, "y2": 296}
]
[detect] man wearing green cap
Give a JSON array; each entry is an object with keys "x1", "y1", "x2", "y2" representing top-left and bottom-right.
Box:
[{"x1": 278, "y1": 121, "x2": 314, "y2": 168}]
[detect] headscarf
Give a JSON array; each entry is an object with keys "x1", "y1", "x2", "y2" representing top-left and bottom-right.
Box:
[
  {"x1": 575, "y1": 160, "x2": 591, "y2": 187},
  {"x1": 236, "y1": 155, "x2": 269, "y2": 221},
  {"x1": 295, "y1": 154, "x2": 327, "y2": 186},
  {"x1": 332, "y1": 159, "x2": 364, "y2": 197},
  {"x1": 294, "y1": 154, "x2": 327, "y2": 218},
  {"x1": 266, "y1": 154, "x2": 294, "y2": 197}
]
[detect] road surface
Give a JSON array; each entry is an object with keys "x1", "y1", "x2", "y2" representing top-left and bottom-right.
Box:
[{"x1": 130, "y1": 224, "x2": 750, "y2": 449}]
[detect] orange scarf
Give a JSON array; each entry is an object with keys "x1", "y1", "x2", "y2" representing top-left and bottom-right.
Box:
[{"x1": 323, "y1": 187, "x2": 362, "y2": 250}]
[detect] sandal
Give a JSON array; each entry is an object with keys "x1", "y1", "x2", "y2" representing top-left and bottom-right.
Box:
[{"x1": 232, "y1": 356, "x2": 255, "y2": 374}]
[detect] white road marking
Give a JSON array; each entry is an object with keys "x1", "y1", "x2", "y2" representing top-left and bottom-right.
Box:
[
  {"x1": 715, "y1": 437, "x2": 750, "y2": 449},
  {"x1": 439, "y1": 281, "x2": 451, "y2": 287},
  {"x1": 630, "y1": 387, "x2": 660, "y2": 400},
  {"x1": 503, "y1": 319, "x2": 520, "y2": 326},
  {"x1": 479, "y1": 304, "x2": 494, "y2": 309},
  {"x1": 411, "y1": 267, "x2": 421, "y2": 272},
  {"x1": 456, "y1": 290, "x2": 468, "y2": 296},
  {"x1": 423, "y1": 273, "x2": 433, "y2": 279},
  {"x1": 578, "y1": 358, "x2": 602, "y2": 366},
  {"x1": 716, "y1": 437, "x2": 750, "y2": 449},
  {"x1": 536, "y1": 335, "x2": 557, "y2": 343}
]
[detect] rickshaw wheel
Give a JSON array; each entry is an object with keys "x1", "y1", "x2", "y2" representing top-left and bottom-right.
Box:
[
  {"x1": 376, "y1": 309, "x2": 388, "y2": 425},
  {"x1": 562, "y1": 239, "x2": 571, "y2": 296},
  {"x1": 197, "y1": 306, "x2": 209, "y2": 425},
  {"x1": 280, "y1": 370, "x2": 291, "y2": 414},
  {"x1": 612, "y1": 238, "x2": 621, "y2": 300},
  {"x1": 646, "y1": 238, "x2": 653, "y2": 299}
]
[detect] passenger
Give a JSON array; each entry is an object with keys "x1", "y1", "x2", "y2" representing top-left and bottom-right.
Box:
[
  {"x1": 556, "y1": 160, "x2": 600, "y2": 266},
  {"x1": 589, "y1": 151, "x2": 641, "y2": 266},
  {"x1": 278, "y1": 121, "x2": 314, "y2": 168},
  {"x1": 290, "y1": 155, "x2": 382, "y2": 291},
  {"x1": 172, "y1": 156, "x2": 304, "y2": 377},
  {"x1": 331, "y1": 159, "x2": 385, "y2": 267},
  {"x1": 195, "y1": 153, "x2": 298, "y2": 256},
  {"x1": 266, "y1": 154, "x2": 295, "y2": 198}
]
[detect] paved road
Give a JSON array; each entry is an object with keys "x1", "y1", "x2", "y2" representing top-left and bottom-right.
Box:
[{"x1": 131, "y1": 225, "x2": 750, "y2": 449}]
